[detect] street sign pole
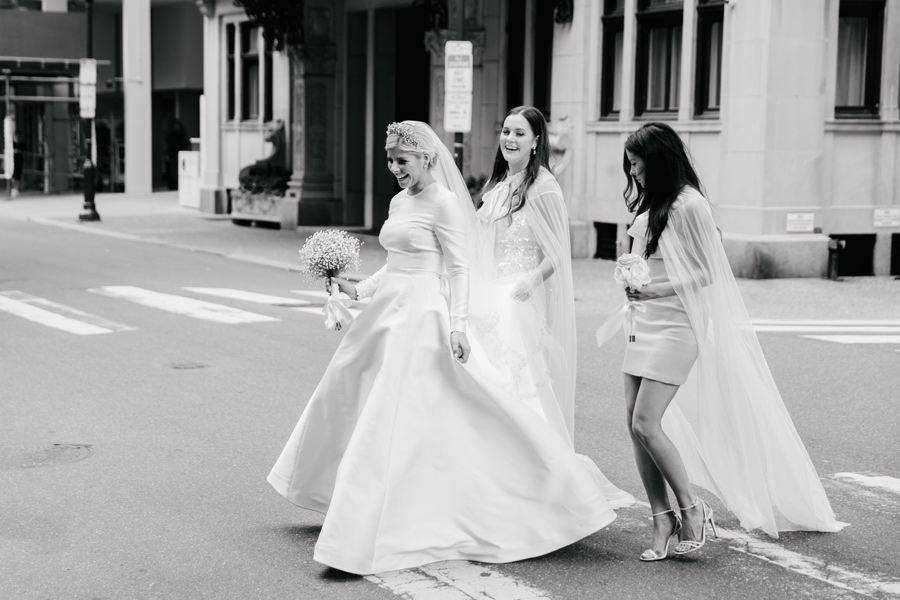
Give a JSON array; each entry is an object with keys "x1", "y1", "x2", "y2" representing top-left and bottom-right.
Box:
[
  {"x1": 443, "y1": 41, "x2": 473, "y2": 174},
  {"x1": 79, "y1": 0, "x2": 100, "y2": 221}
]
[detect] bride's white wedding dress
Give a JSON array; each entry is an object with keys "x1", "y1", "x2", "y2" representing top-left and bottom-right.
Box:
[{"x1": 268, "y1": 178, "x2": 629, "y2": 575}]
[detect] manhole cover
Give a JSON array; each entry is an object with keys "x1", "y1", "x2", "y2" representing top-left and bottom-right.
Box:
[
  {"x1": 170, "y1": 361, "x2": 208, "y2": 370},
  {"x1": 0, "y1": 444, "x2": 93, "y2": 470}
]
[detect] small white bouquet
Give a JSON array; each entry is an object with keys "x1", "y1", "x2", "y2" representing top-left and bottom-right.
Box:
[
  {"x1": 613, "y1": 253, "x2": 651, "y2": 342},
  {"x1": 298, "y1": 230, "x2": 362, "y2": 330}
]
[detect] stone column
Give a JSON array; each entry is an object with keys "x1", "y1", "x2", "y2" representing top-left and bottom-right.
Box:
[
  {"x1": 719, "y1": 0, "x2": 829, "y2": 278},
  {"x1": 197, "y1": 0, "x2": 224, "y2": 213},
  {"x1": 282, "y1": 1, "x2": 339, "y2": 228},
  {"x1": 122, "y1": 0, "x2": 153, "y2": 194}
]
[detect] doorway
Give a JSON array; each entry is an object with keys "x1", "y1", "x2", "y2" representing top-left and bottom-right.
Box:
[{"x1": 344, "y1": 6, "x2": 431, "y2": 231}]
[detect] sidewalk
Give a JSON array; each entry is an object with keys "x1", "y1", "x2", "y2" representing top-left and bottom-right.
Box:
[
  {"x1": 2, "y1": 191, "x2": 898, "y2": 320},
  {"x1": 0, "y1": 191, "x2": 387, "y2": 276}
]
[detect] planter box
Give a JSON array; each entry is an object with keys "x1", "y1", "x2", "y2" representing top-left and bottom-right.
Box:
[
  {"x1": 230, "y1": 190, "x2": 289, "y2": 228},
  {"x1": 230, "y1": 189, "x2": 340, "y2": 229}
]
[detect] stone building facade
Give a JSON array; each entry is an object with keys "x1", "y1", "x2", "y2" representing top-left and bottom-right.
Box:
[{"x1": 198, "y1": 0, "x2": 900, "y2": 277}]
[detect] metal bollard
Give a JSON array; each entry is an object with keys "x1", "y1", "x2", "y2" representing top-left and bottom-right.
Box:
[
  {"x1": 79, "y1": 158, "x2": 100, "y2": 221},
  {"x1": 826, "y1": 238, "x2": 845, "y2": 281}
]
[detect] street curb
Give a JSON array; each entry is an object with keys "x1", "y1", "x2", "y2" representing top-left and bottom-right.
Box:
[
  {"x1": 22, "y1": 215, "x2": 369, "y2": 281},
  {"x1": 26, "y1": 215, "x2": 306, "y2": 273}
]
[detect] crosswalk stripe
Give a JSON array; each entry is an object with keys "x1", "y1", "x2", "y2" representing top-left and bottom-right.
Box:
[
  {"x1": 802, "y1": 335, "x2": 900, "y2": 344},
  {"x1": 755, "y1": 325, "x2": 900, "y2": 333},
  {"x1": 183, "y1": 287, "x2": 311, "y2": 306},
  {"x1": 367, "y1": 561, "x2": 550, "y2": 600},
  {"x1": 833, "y1": 473, "x2": 900, "y2": 496},
  {"x1": 0, "y1": 293, "x2": 115, "y2": 335},
  {"x1": 89, "y1": 286, "x2": 278, "y2": 324},
  {"x1": 292, "y1": 306, "x2": 362, "y2": 319},
  {"x1": 291, "y1": 289, "x2": 330, "y2": 301},
  {"x1": 291, "y1": 289, "x2": 371, "y2": 306},
  {"x1": 723, "y1": 528, "x2": 900, "y2": 596},
  {"x1": 0, "y1": 291, "x2": 134, "y2": 334},
  {"x1": 752, "y1": 319, "x2": 900, "y2": 326},
  {"x1": 632, "y1": 501, "x2": 900, "y2": 597}
]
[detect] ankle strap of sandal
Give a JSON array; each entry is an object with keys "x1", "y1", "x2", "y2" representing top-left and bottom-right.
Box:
[
  {"x1": 678, "y1": 498, "x2": 700, "y2": 511},
  {"x1": 650, "y1": 508, "x2": 675, "y2": 517}
]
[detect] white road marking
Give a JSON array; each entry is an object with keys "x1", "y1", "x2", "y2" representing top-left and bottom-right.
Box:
[
  {"x1": 752, "y1": 319, "x2": 900, "y2": 326},
  {"x1": 183, "y1": 287, "x2": 311, "y2": 306},
  {"x1": 802, "y1": 335, "x2": 900, "y2": 344},
  {"x1": 291, "y1": 289, "x2": 371, "y2": 305},
  {"x1": 367, "y1": 560, "x2": 550, "y2": 600},
  {"x1": 833, "y1": 473, "x2": 900, "y2": 496},
  {"x1": 723, "y1": 529, "x2": 900, "y2": 597},
  {"x1": 633, "y1": 501, "x2": 900, "y2": 597},
  {"x1": 89, "y1": 286, "x2": 278, "y2": 324},
  {"x1": 0, "y1": 291, "x2": 134, "y2": 333},
  {"x1": 0, "y1": 292, "x2": 115, "y2": 335},
  {"x1": 291, "y1": 289, "x2": 330, "y2": 300},
  {"x1": 755, "y1": 326, "x2": 900, "y2": 333},
  {"x1": 291, "y1": 306, "x2": 362, "y2": 318}
]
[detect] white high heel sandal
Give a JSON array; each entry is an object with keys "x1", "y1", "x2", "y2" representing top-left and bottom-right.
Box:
[
  {"x1": 673, "y1": 498, "x2": 717, "y2": 555},
  {"x1": 639, "y1": 508, "x2": 683, "y2": 562}
]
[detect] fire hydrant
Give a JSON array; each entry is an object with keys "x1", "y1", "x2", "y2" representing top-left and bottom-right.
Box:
[{"x1": 827, "y1": 238, "x2": 846, "y2": 280}]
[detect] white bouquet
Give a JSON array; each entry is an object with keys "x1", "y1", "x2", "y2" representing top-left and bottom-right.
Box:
[
  {"x1": 298, "y1": 230, "x2": 362, "y2": 330},
  {"x1": 613, "y1": 253, "x2": 650, "y2": 342}
]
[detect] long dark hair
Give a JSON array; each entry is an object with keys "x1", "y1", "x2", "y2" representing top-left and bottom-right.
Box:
[
  {"x1": 623, "y1": 122, "x2": 704, "y2": 258},
  {"x1": 483, "y1": 106, "x2": 551, "y2": 217}
]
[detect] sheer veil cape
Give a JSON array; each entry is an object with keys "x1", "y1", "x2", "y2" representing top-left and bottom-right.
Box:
[
  {"x1": 655, "y1": 187, "x2": 846, "y2": 537},
  {"x1": 471, "y1": 168, "x2": 579, "y2": 446},
  {"x1": 412, "y1": 121, "x2": 481, "y2": 272}
]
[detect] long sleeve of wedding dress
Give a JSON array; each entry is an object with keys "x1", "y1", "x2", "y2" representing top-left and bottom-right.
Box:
[
  {"x1": 433, "y1": 192, "x2": 470, "y2": 333},
  {"x1": 355, "y1": 265, "x2": 387, "y2": 300}
]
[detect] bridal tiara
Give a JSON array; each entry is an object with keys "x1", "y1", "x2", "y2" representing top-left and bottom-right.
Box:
[{"x1": 386, "y1": 122, "x2": 421, "y2": 149}]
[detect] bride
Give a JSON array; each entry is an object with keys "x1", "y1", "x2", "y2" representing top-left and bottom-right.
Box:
[{"x1": 267, "y1": 121, "x2": 632, "y2": 576}]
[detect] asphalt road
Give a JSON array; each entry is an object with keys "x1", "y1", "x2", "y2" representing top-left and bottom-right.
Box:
[{"x1": 1, "y1": 219, "x2": 899, "y2": 600}]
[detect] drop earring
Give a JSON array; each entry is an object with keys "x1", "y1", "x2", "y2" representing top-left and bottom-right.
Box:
[{"x1": 531, "y1": 147, "x2": 536, "y2": 155}]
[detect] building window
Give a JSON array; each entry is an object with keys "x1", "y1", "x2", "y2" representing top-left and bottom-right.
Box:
[
  {"x1": 835, "y1": 0, "x2": 884, "y2": 118},
  {"x1": 241, "y1": 23, "x2": 261, "y2": 121},
  {"x1": 226, "y1": 23, "x2": 236, "y2": 121},
  {"x1": 225, "y1": 22, "x2": 275, "y2": 123},
  {"x1": 635, "y1": 0, "x2": 683, "y2": 117},
  {"x1": 600, "y1": 0, "x2": 625, "y2": 117},
  {"x1": 695, "y1": 0, "x2": 724, "y2": 117},
  {"x1": 264, "y1": 36, "x2": 274, "y2": 122}
]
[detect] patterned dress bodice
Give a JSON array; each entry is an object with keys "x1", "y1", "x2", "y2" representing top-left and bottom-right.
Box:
[
  {"x1": 479, "y1": 174, "x2": 544, "y2": 279},
  {"x1": 494, "y1": 212, "x2": 543, "y2": 278}
]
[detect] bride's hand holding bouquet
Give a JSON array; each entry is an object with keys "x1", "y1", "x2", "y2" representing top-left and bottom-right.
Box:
[{"x1": 298, "y1": 230, "x2": 363, "y2": 331}]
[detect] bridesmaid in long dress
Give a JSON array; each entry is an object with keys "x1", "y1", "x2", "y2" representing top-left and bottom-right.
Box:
[
  {"x1": 267, "y1": 121, "x2": 626, "y2": 575},
  {"x1": 470, "y1": 106, "x2": 633, "y2": 507},
  {"x1": 615, "y1": 122, "x2": 846, "y2": 562}
]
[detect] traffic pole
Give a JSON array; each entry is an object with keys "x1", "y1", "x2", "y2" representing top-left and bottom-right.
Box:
[
  {"x1": 79, "y1": 0, "x2": 100, "y2": 221},
  {"x1": 453, "y1": 132, "x2": 463, "y2": 172}
]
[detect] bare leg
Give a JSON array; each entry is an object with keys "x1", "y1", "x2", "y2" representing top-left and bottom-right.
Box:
[
  {"x1": 625, "y1": 374, "x2": 680, "y2": 557},
  {"x1": 626, "y1": 375, "x2": 705, "y2": 547}
]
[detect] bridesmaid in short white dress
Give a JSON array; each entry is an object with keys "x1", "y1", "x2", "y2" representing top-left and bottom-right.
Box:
[
  {"x1": 267, "y1": 121, "x2": 626, "y2": 575},
  {"x1": 621, "y1": 209, "x2": 697, "y2": 386},
  {"x1": 603, "y1": 122, "x2": 845, "y2": 563}
]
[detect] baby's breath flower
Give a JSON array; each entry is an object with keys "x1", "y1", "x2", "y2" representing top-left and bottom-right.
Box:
[{"x1": 298, "y1": 230, "x2": 362, "y2": 282}]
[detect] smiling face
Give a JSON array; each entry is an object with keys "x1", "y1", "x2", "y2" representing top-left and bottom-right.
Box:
[
  {"x1": 386, "y1": 147, "x2": 431, "y2": 193},
  {"x1": 499, "y1": 114, "x2": 537, "y2": 174},
  {"x1": 625, "y1": 149, "x2": 646, "y2": 188}
]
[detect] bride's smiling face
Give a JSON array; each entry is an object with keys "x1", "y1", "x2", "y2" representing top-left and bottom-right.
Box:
[{"x1": 387, "y1": 147, "x2": 429, "y2": 192}]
